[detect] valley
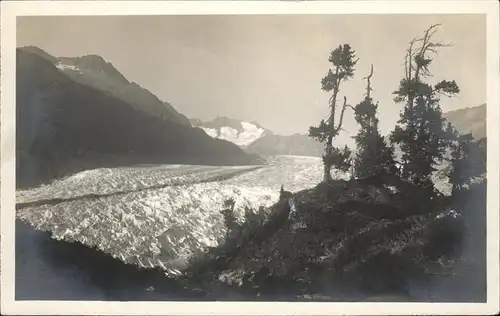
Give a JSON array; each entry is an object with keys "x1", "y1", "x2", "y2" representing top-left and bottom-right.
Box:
[{"x1": 11, "y1": 28, "x2": 488, "y2": 304}]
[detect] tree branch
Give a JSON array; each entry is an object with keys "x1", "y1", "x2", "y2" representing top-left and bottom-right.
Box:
[
  {"x1": 418, "y1": 24, "x2": 441, "y2": 56},
  {"x1": 414, "y1": 24, "x2": 449, "y2": 80},
  {"x1": 335, "y1": 96, "x2": 350, "y2": 135},
  {"x1": 405, "y1": 37, "x2": 418, "y2": 80},
  {"x1": 363, "y1": 64, "x2": 374, "y2": 99}
]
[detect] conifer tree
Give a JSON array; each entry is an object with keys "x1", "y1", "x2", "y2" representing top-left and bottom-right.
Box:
[
  {"x1": 353, "y1": 65, "x2": 397, "y2": 181},
  {"x1": 447, "y1": 124, "x2": 487, "y2": 196},
  {"x1": 390, "y1": 24, "x2": 459, "y2": 191},
  {"x1": 309, "y1": 44, "x2": 358, "y2": 183}
]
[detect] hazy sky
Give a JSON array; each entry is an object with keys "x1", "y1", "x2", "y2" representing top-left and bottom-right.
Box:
[{"x1": 17, "y1": 14, "x2": 485, "y2": 146}]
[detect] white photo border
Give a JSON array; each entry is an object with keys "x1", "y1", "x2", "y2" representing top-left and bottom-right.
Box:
[{"x1": 1, "y1": 1, "x2": 499, "y2": 315}]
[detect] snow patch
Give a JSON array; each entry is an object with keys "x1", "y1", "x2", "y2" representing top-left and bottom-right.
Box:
[
  {"x1": 387, "y1": 186, "x2": 398, "y2": 193},
  {"x1": 200, "y1": 122, "x2": 266, "y2": 147},
  {"x1": 201, "y1": 127, "x2": 219, "y2": 139},
  {"x1": 56, "y1": 62, "x2": 81, "y2": 73},
  {"x1": 436, "y1": 209, "x2": 460, "y2": 219}
]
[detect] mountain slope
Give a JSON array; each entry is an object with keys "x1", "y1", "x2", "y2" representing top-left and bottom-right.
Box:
[
  {"x1": 443, "y1": 104, "x2": 486, "y2": 139},
  {"x1": 380, "y1": 104, "x2": 486, "y2": 195},
  {"x1": 16, "y1": 48, "x2": 262, "y2": 188},
  {"x1": 246, "y1": 133, "x2": 324, "y2": 157},
  {"x1": 385, "y1": 104, "x2": 486, "y2": 160},
  {"x1": 20, "y1": 46, "x2": 191, "y2": 126}
]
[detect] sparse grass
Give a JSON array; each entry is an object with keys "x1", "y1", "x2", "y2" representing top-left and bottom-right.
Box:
[{"x1": 196, "y1": 178, "x2": 470, "y2": 299}]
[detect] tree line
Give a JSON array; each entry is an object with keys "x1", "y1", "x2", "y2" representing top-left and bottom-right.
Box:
[{"x1": 309, "y1": 24, "x2": 486, "y2": 199}]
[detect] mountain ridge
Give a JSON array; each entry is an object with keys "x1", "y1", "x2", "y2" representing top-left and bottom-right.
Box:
[
  {"x1": 193, "y1": 103, "x2": 486, "y2": 158},
  {"x1": 443, "y1": 103, "x2": 486, "y2": 139},
  {"x1": 18, "y1": 46, "x2": 191, "y2": 126}
]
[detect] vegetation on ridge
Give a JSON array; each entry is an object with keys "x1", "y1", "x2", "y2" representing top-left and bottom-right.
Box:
[
  {"x1": 15, "y1": 24, "x2": 487, "y2": 302},
  {"x1": 178, "y1": 24, "x2": 487, "y2": 300}
]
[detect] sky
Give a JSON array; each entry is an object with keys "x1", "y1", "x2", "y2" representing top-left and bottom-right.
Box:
[{"x1": 17, "y1": 14, "x2": 486, "y2": 146}]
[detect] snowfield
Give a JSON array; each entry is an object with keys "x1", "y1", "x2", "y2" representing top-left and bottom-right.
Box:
[
  {"x1": 16, "y1": 154, "x2": 452, "y2": 274},
  {"x1": 200, "y1": 121, "x2": 266, "y2": 147}
]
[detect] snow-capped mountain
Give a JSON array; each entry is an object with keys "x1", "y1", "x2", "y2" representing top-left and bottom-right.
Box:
[
  {"x1": 191, "y1": 117, "x2": 269, "y2": 147},
  {"x1": 192, "y1": 103, "x2": 486, "y2": 160},
  {"x1": 191, "y1": 117, "x2": 325, "y2": 157}
]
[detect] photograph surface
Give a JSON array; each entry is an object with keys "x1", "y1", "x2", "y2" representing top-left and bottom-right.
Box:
[{"x1": 1, "y1": 1, "x2": 499, "y2": 315}]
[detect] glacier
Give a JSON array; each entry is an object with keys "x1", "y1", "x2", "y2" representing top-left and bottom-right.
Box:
[
  {"x1": 16, "y1": 154, "x2": 452, "y2": 275},
  {"x1": 17, "y1": 155, "x2": 328, "y2": 273}
]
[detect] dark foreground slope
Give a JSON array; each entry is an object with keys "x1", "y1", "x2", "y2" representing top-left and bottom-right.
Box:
[
  {"x1": 16, "y1": 49, "x2": 262, "y2": 188},
  {"x1": 182, "y1": 178, "x2": 486, "y2": 302},
  {"x1": 16, "y1": 220, "x2": 205, "y2": 301}
]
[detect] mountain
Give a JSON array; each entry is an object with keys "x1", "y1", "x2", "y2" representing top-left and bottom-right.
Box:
[
  {"x1": 16, "y1": 47, "x2": 262, "y2": 188},
  {"x1": 380, "y1": 104, "x2": 486, "y2": 195},
  {"x1": 245, "y1": 133, "x2": 324, "y2": 157},
  {"x1": 443, "y1": 104, "x2": 486, "y2": 139},
  {"x1": 384, "y1": 103, "x2": 486, "y2": 148},
  {"x1": 192, "y1": 102, "x2": 486, "y2": 160},
  {"x1": 20, "y1": 46, "x2": 191, "y2": 126},
  {"x1": 191, "y1": 116, "x2": 269, "y2": 147},
  {"x1": 192, "y1": 117, "x2": 324, "y2": 157}
]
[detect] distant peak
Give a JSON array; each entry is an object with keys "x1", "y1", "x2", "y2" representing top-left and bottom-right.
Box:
[
  {"x1": 211, "y1": 116, "x2": 242, "y2": 126},
  {"x1": 18, "y1": 46, "x2": 57, "y2": 63},
  {"x1": 214, "y1": 115, "x2": 235, "y2": 121},
  {"x1": 19, "y1": 45, "x2": 49, "y2": 54},
  {"x1": 80, "y1": 54, "x2": 107, "y2": 64},
  {"x1": 444, "y1": 103, "x2": 486, "y2": 115},
  {"x1": 249, "y1": 120, "x2": 266, "y2": 130},
  {"x1": 189, "y1": 118, "x2": 203, "y2": 126},
  {"x1": 61, "y1": 54, "x2": 108, "y2": 70},
  {"x1": 58, "y1": 54, "x2": 129, "y2": 83}
]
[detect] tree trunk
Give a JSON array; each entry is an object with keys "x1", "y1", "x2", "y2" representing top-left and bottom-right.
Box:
[
  {"x1": 322, "y1": 68, "x2": 341, "y2": 184},
  {"x1": 323, "y1": 162, "x2": 332, "y2": 183},
  {"x1": 323, "y1": 140, "x2": 333, "y2": 183}
]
